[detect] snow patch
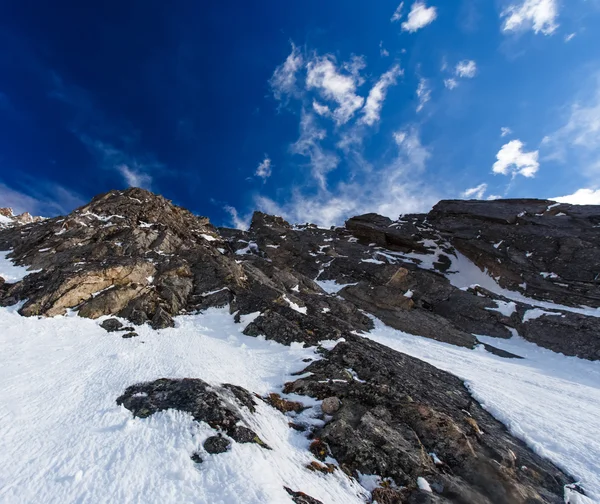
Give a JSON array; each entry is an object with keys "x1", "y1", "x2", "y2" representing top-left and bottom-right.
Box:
[{"x1": 0, "y1": 251, "x2": 41, "y2": 282}]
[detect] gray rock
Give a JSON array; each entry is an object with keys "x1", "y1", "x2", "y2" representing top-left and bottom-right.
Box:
[
  {"x1": 203, "y1": 435, "x2": 230, "y2": 454},
  {"x1": 100, "y1": 318, "x2": 123, "y2": 332},
  {"x1": 321, "y1": 396, "x2": 341, "y2": 415}
]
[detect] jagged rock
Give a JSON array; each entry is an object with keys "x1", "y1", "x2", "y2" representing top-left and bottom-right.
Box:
[
  {"x1": 100, "y1": 318, "x2": 123, "y2": 332},
  {"x1": 1, "y1": 190, "x2": 599, "y2": 361},
  {"x1": 283, "y1": 336, "x2": 571, "y2": 503},
  {"x1": 203, "y1": 435, "x2": 231, "y2": 454},
  {"x1": 428, "y1": 199, "x2": 600, "y2": 309}
]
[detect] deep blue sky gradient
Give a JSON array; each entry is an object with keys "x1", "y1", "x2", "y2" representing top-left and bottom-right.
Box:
[{"x1": 0, "y1": 1, "x2": 599, "y2": 225}]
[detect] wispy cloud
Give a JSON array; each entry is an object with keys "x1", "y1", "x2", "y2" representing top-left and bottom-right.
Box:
[
  {"x1": 416, "y1": 78, "x2": 431, "y2": 113},
  {"x1": 493, "y1": 139, "x2": 540, "y2": 178},
  {"x1": 444, "y1": 78, "x2": 458, "y2": 90},
  {"x1": 461, "y1": 183, "x2": 488, "y2": 199},
  {"x1": 223, "y1": 205, "x2": 251, "y2": 230},
  {"x1": 290, "y1": 111, "x2": 339, "y2": 190},
  {"x1": 455, "y1": 60, "x2": 477, "y2": 78},
  {"x1": 259, "y1": 44, "x2": 440, "y2": 226},
  {"x1": 255, "y1": 155, "x2": 272, "y2": 180},
  {"x1": 270, "y1": 42, "x2": 304, "y2": 102},
  {"x1": 254, "y1": 128, "x2": 439, "y2": 227},
  {"x1": 391, "y1": 2, "x2": 404, "y2": 22},
  {"x1": 401, "y1": 2, "x2": 438, "y2": 32},
  {"x1": 117, "y1": 164, "x2": 153, "y2": 189},
  {"x1": 542, "y1": 74, "x2": 600, "y2": 177},
  {"x1": 379, "y1": 41, "x2": 390, "y2": 57},
  {"x1": 501, "y1": 126, "x2": 513, "y2": 137},
  {"x1": 79, "y1": 137, "x2": 158, "y2": 190},
  {"x1": 360, "y1": 64, "x2": 403, "y2": 126},
  {"x1": 501, "y1": 0, "x2": 559, "y2": 35},
  {"x1": 305, "y1": 55, "x2": 365, "y2": 125}
]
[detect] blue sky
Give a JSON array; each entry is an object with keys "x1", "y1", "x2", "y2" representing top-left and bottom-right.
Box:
[{"x1": 1, "y1": 1, "x2": 599, "y2": 227}]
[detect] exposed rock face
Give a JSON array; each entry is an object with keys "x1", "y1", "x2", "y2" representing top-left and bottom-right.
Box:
[
  {"x1": 428, "y1": 199, "x2": 600, "y2": 309},
  {"x1": 1, "y1": 189, "x2": 597, "y2": 502},
  {"x1": 284, "y1": 336, "x2": 570, "y2": 504}
]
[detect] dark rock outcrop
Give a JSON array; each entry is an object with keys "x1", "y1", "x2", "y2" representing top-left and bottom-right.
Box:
[
  {"x1": 116, "y1": 378, "x2": 264, "y2": 448},
  {"x1": 284, "y1": 336, "x2": 570, "y2": 504}
]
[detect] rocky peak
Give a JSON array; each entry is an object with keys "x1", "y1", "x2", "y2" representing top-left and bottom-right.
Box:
[{"x1": 0, "y1": 207, "x2": 44, "y2": 227}]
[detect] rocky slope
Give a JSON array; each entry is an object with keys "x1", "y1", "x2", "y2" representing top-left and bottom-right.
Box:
[{"x1": 1, "y1": 188, "x2": 598, "y2": 503}]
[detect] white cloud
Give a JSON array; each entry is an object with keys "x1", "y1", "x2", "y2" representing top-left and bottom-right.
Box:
[
  {"x1": 501, "y1": 0, "x2": 559, "y2": 35},
  {"x1": 565, "y1": 32, "x2": 576, "y2": 42},
  {"x1": 117, "y1": 164, "x2": 153, "y2": 190},
  {"x1": 223, "y1": 205, "x2": 251, "y2": 230},
  {"x1": 501, "y1": 126, "x2": 513, "y2": 137},
  {"x1": 493, "y1": 139, "x2": 540, "y2": 178},
  {"x1": 416, "y1": 78, "x2": 431, "y2": 113},
  {"x1": 393, "y1": 126, "x2": 432, "y2": 171},
  {"x1": 255, "y1": 156, "x2": 272, "y2": 180},
  {"x1": 444, "y1": 78, "x2": 458, "y2": 90},
  {"x1": 462, "y1": 183, "x2": 488, "y2": 199},
  {"x1": 379, "y1": 41, "x2": 390, "y2": 57},
  {"x1": 312, "y1": 100, "x2": 331, "y2": 117},
  {"x1": 391, "y1": 2, "x2": 404, "y2": 22},
  {"x1": 270, "y1": 43, "x2": 304, "y2": 101},
  {"x1": 455, "y1": 60, "x2": 477, "y2": 78},
  {"x1": 290, "y1": 111, "x2": 339, "y2": 190},
  {"x1": 549, "y1": 89, "x2": 600, "y2": 152},
  {"x1": 306, "y1": 56, "x2": 365, "y2": 125},
  {"x1": 552, "y1": 188, "x2": 600, "y2": 205},
  {"x1": 255, "y1": 127, "x2": 438, "y2": 226},
  {"x1": 401, "y1": 2, "x2": 438, "y2": 32},
  {"x1": 360, "y1": 64, "x2": 403, "y2": 126}
]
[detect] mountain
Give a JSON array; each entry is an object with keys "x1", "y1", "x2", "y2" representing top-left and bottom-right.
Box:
[{"x1": 0, "y1": 188, "x2": 598, "y2": 504}]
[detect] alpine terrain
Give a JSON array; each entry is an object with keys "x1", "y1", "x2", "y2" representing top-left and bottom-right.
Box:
[{"x1": 1, "y1": 188, "x2": 599, "y2": 504}]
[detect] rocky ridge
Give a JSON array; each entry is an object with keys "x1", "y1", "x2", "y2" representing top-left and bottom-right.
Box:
[{"x1": 1, "y1": 188, "x2": 598, "y2": 503}]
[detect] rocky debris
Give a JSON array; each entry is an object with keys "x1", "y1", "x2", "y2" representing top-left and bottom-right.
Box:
[
  {"x1": 100, "y1": 318, "x2": 123, "y2": 332},
  {"x1": 203, "y1": 435, "x2": 231, "y2": 454},
  {"x1": 122, "y1": 332, "x2": 138, "y2": 339},
  {"x1": 284, "y1": 336, "x2": 571, "y2": 503},
  {"x1": 283, "y1": 487, "x2": 324, "y2": 504},
  {"x1": 116, "y1": 378, "x2": 266, "y2": 448}
]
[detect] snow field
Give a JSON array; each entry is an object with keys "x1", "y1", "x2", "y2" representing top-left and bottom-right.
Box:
[{"x1": 0, "y1": 306, "x2": 368, "y2": 504}]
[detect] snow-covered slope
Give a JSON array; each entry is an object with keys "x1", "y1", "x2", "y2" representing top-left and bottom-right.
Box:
[{"x1": 0, "y1": 305, "x2": 368, "y2": 504}]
